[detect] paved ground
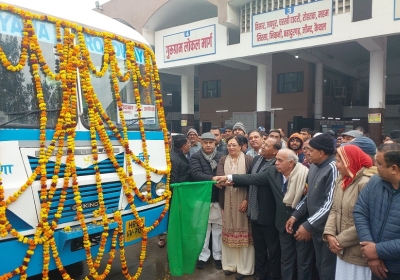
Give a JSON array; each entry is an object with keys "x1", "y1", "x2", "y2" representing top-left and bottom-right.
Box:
[{"x1": 29, "y1": 236, "x2": 229, "y2": 280}]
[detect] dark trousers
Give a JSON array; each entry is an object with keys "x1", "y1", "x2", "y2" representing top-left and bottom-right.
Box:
[
  {"x1": 251, "y1": 221, "x2": 281, "y2": 280},
  {"x1": 312, "y1": 232, "x2": 336, "y2": 280},
  {"x1": 372, "y1": 272, "x2": 400, "y2": 280},
  {"x1": 279, "y1": 231, "x2": 314, "y2": 280}
]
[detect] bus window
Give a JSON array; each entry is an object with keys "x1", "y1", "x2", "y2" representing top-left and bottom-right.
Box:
[
  {"x1": 80, "y1": 34, "x2": 159, "y2": 130},
  {"x1": 0, "y1": 12, "x2": 62, "y2": 127}
]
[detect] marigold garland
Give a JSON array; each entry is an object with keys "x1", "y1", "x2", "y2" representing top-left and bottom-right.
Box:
[{"x1": 0, "y1": 3, "x2": 172, "y2": 280}]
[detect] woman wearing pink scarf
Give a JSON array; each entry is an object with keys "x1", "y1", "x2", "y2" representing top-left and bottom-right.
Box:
[{"x1": 324, "y1": 145, "x2": 377, "y2": 279}]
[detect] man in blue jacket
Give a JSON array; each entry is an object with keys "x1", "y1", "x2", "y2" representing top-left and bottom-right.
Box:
[{"x1": 354, "y1": 143, "x2": 400, "y2": 280}]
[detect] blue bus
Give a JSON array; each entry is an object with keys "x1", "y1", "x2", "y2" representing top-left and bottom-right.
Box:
[{"x1": 0, "y1": 0, "x2": 170, "y2": 278}]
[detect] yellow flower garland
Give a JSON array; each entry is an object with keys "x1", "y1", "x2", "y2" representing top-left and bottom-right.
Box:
[{"x1": 0, "y1": 3, "x2": 172, "y2": 280}]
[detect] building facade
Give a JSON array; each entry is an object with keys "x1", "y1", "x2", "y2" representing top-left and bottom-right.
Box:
[{"x1": 97, "y1": 0, "x2": 400, "y2": 143}]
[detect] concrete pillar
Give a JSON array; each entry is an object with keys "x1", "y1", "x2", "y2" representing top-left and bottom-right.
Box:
[
  {"x1": 314, "y1": 62, "x2": 323, "y2": 120},
  {"x1": 256, "y1": 54, "x2": 273, "y2": 129},
  {"x1": 181, "y1": 66, "x2": 195, "y2": 134},
  {"x1": 368, "y1": 39, "x2": 386, "y2": 144}
]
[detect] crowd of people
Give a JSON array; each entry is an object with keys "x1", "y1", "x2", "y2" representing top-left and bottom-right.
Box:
[{"x1": 166, "y1": 123, "x2": 400, "y2": 280}]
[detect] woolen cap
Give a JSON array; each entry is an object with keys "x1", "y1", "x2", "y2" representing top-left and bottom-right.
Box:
[
  {"x1": 201, "y1": 132, "x2": 216, "y2": 140},
  {"x1": 349, "y1": 137, "x2": 377, "y2": 157},
  {"x1": 341, "y1": 130, "x2": 363, "y2": 139},
  {"x1": 309, "y1": 133, "x2": 335, "y2": 154},
  {"x1": 187, "y1": 128, "x2": 198, "y2": 136},
  {"x1": 233, "y1": 122, "x2": 247, "y2": 134}
]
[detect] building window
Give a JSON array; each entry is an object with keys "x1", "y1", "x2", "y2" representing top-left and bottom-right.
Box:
[
  {"x1": 277, "y1": 72, "x2": 304, "y2": 93},
  {"x1": 202, "y1": 80, "x2": 221, "y2": 98}
]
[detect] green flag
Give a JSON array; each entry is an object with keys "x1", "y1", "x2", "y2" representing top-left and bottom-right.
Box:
[{"x1": 167, "y1": 181, "x2": 214, "y2": 276}]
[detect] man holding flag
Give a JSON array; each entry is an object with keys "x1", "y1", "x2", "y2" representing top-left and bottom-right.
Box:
[
  {"x1": 167, "y1": 133, "x2": 220, "y2": 276},
  {"x1": 190, "y1": 132, "x2": 224, "y2": 270}
]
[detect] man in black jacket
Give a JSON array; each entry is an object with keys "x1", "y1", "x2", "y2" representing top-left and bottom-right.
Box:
[
  {"x1": 190, "y1": 132, "x2": 224, "y2": 270},
  {"x1": 170, "y1": 135, "x2": 191, "y2": 184},
  {"x1": 286, "y1": 133, "x2": 337, "y2": 280},
  {"x1": 245, "y1": 138, "x2": 282, "y2": 280}
]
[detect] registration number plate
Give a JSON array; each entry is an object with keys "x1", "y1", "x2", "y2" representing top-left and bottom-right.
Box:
[{"x1": 124, "y1": 218, "x2": 145, "y2": 242}]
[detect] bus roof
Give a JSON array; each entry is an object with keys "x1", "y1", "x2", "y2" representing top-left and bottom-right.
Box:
[{"x1": 0, "y1": 0, "x2": 149, "y2": 46}]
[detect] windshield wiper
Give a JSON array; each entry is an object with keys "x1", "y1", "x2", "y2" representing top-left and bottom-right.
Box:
[
  {"x1": 108, "y1": 117, "x2": 155, "y2": 138},
  {"x1": 0, "y1": 108, "x2": 61, "y2": 127}
]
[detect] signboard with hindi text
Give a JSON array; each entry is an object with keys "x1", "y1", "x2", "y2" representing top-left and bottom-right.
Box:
[
  {"x1": 163, "y1": 24, "x2": 215, "y2": 62},
  {"x1": 118, "y1": 103, "x2": 156, "y2": 124},
  {"x1": 252, "y1": 0, "x2": 333, "y2": 47}
]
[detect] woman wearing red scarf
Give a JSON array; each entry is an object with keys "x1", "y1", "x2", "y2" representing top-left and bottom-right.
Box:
[{"x1": 323, "y1": 145, "x2": 377, "y2": 280}]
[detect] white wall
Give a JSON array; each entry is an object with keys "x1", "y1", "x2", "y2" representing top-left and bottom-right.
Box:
[{"x1": 155, "y1": 1, "x2": 400, "y2": 69}]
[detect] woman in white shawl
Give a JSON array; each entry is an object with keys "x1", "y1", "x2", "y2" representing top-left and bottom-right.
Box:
[{"x1": 216, "y1": 136, "x2": 254, "y2": 280}]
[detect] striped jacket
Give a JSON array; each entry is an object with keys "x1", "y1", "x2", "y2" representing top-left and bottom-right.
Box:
[{"x1": 292, "y1": 155, "x2": 337, "y2": 233}]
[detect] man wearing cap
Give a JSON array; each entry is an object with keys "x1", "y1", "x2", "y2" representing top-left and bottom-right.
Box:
[
  {"x1": 233, "y1": 122, "x2": 246, "y2": 136},
  {"x1": 286, "y1": 133, "x2": 337, "y2": 280},
  {"x1": 187, "y1": 128, "x2": 202, "y2": 157},
  {"x1": 349, "y1": 136, "x2": 377, "y2": 163},
  {"x1": 190, "y1": 132, "x2": 224, "y2": 270},
  {"x1": 288, "y1": 133, "x2": 305, "y2": 163},
  {"x1": 341, "y1": 130, "x2": 363, "y2": 143}
]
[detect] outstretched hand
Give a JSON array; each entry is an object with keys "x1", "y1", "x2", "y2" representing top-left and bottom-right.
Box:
[{"x1": 212, "y1": 176, "x2": 227, "y2": 188}]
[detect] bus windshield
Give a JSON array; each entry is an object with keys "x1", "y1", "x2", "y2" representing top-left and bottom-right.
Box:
[
  {"x1": 0, "y1": 13, "x2": 160, "y2": 130},
  {"x1": 81, "y1": 34, "x2": 160, "y2": 130},
  {"x1": 0, "y1": 13, "x2": 62, "y2": 127}
]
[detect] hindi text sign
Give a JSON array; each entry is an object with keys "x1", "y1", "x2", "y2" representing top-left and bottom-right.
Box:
[
  {"x1": 163, "y1": 25, "x2": 216, "y2": 62},
  {"x1": 118, "y1": 103, "x2": 156, "y2": 124},
  {"x1": 252, "y1": 1, "x2": 332, "y2": 47}
]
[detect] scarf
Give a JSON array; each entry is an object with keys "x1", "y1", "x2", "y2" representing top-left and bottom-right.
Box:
[
  {"x1": 223, "y1": 152, "x2": 248, "y2": 232},
  {"x1": 201, "y1": 148, "x2": 218, "y2": 171},
  {"x1": 283, "y1": 163, "x2": 309, "y2": 208},
  {"x1": 247, "y1": 156, "x2": 265, "y2": 221},
  {"x1": 337, "y1": 145, "x2": 373, "y2": 190}
]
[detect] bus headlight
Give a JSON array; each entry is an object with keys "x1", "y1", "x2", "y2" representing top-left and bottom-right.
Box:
[
  {"x1": 155, "y1": 181, "x2": 166, "y2": 196},
  {"x1": 139, "y1": 184, "x2": 149, "y2": 196}
]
